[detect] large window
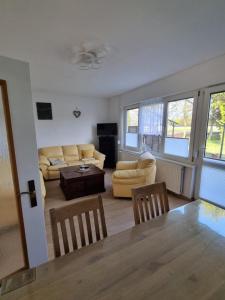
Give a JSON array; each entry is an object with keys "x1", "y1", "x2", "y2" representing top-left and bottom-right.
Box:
[
  {"x1": 205, "y1": 91, "x2": 225, "y2": 160},
  {"x1": 123, "y1": 94, "x2": 196, "y2": 161},
  {"x1": 139, "y1": 102, "x2": 164, "y2": 152},
  {"x1": 164, "y1": 97, "x2": 194, "y2": 158},
  {"x1": 125, "y1": 107, "x2": 139, "y2": 149}
]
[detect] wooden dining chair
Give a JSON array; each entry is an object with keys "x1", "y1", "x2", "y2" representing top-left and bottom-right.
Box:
[
  {"x1": 49, "y1": 195, "x2": 107, "y2": 257},
  {"x1": 132, "y1": 182, "x2": 170, "y2": 225}
]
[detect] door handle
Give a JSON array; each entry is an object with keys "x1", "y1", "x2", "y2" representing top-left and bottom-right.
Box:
[{"x1": 20, "y1": 180, "x2": 37, "y2": 208}]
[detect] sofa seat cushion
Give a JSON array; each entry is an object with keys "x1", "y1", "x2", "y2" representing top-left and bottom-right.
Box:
[
  {"x1": 48, "y1": 164, "x2": 68, "y2": 171},
  {"x1": 67, "y1": 159, "x2": 100, "y2": 167},
  {"x1": 82, "y1": 159, "x2": 100, "y2": 165},
  {"x1": 67, "y1": 161, "x2": 83, "y2": 166},
  {"x1": 62, "y1": 145, "x2": 79, "y2": 162}
]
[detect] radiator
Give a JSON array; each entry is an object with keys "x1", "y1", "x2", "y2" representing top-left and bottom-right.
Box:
[{"x1": 156, "y1": 159, "x2": 185, "y2": 194}]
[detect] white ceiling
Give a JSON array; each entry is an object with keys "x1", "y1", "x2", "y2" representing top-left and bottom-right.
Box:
[{"x1": 1, "y1": 0, "x2": 225, "y2": 98}]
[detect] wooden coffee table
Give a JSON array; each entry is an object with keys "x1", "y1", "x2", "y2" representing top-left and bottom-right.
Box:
[{"x1": 60, "y1": 165, "x2": 105, "y2": 200}]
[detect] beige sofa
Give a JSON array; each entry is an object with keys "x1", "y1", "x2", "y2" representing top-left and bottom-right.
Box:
[
  {"x1": 39, "y1": 144, "x2": 105, "y2": 180},
  {"x1": 112, "y1": 152, "x2": 156, "y2": 198}
]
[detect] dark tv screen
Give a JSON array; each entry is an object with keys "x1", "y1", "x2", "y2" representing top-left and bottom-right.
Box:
[{"x1": 97, "y1": 123, "x2": 117, "y2": 136}]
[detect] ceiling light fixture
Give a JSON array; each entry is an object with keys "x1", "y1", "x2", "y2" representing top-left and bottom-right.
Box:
[{"x1": 71, "y1": 42, "x2": 110, "y2": 70}]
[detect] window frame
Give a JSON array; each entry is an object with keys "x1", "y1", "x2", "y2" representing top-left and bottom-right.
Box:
[
  {"x1": 122, "y1": 91, "x2": 198, "y2": 164},
  {"x1": 123, "y1": 104, "x2": 141, "y2": 152},
  {"x1": 163, "y1": 91, "x2": 198, "y2": 163},
  {"x1": 139, "y1": 98, "x2": 165, "y2": 155}
]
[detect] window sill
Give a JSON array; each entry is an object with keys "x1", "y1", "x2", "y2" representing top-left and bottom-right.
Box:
[{"x1": 119, "y1": 148, "x2": 195, "y2": 168}]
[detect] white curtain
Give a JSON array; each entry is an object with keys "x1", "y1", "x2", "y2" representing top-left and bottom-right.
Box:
[{"x1": 139, "y1": 102, "x2": 164, "y2": 135}]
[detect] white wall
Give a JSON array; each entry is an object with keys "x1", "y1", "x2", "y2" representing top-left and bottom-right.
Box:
[
  {"x1": 0, "y1": 56, "x2": 48, "y2": 267},
  {"x1": 111, "y1": 53, "x2": 225, "y2": 108},
  {"x1": 33, "y1": 91, "x2": 109, "y2": 148}
]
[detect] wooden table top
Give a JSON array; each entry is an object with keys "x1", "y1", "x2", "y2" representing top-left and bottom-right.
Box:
[
  {"x1": 60, "y1": 164, "x2": 105, "y2": 180},
  {"x1": 3, "y1": 199, "x2": 225, "y2": 300}
]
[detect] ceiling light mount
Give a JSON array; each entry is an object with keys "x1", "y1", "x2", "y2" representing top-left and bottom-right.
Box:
[{"x1": 71, "y1": 41, "x2": 110, "y2": 70}]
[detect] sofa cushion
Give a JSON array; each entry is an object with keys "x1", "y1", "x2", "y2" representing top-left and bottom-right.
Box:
[
  {"x1": 49, "y1": 158, "x2": 65, "y2": 166},
  {"x1": 77, "y1": 144, "x2": 95, "y2": 159},
  {"x1": 62, "y1": 145, "x2": 79, "y2": 162},
  {"x1": 67, "y1": 159, "x2": 100, "y2": 166},
  {"x1": 67, "y1": 161, "x2": 83, "y2": 166},
  {"x1": 39, "y1": 155, "x2": 50, "y2": 166},
  {"x1": 39, "y1": 146, "x2": 64, "y2": 160},
  {"x1": 81, "y1": 149, "x2": 94, "y2": 158}
]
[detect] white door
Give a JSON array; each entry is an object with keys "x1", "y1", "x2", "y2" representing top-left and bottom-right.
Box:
[
  {"x1": 0, "y1": 56, "x2": 48, "y2": 269},
  {"x1": 196, "y1": 84, "x2": 225, "y2": 207}
]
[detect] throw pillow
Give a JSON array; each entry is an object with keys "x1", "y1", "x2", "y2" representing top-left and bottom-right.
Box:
[
  {"x1": 48, "y1": 158, "x2": 65, "y2": 166},
  {"x1": 81, "y1": 149, "x2": 94, "y2": 159}
]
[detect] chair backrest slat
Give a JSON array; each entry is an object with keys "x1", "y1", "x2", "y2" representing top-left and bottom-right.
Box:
[
  {"x1": 159, "y1": 193, "x2": 165, "y2": 214},
  {"x1": 153, "y1": 194, "x2": 160, "y2": 217},
  {"x1": 149, "y1": 195, "x2": 155, "y2": 219},
  {"x1": 50, "y1": 195, "x2": 107, "y2": 257},
  {"x1": 98, "y1": 195, "x2": 108, "y2": 238},
  {"x1": 132, "y1": 182, "x2": 170, "y2": 225}
]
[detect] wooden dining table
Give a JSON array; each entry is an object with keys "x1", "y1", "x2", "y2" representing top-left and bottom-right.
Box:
[{"x1": 2, "y1": 199, "x2": 225, "y2": 300}]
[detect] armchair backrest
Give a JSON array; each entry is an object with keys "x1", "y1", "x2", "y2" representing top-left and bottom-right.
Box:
[{"x1": 137, "y1": 152, "x2": 156, "y2": 169}]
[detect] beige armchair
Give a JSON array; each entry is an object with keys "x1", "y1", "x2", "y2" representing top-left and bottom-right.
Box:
[{"x1": 112, "y1": 152, "x2": 156, "y2": 198}]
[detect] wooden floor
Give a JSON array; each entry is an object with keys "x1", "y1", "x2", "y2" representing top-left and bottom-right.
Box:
[
  {"x1": 45, "y1": 170, "x2": 189, "y2": 260},
  {"x1": 0, "y1": 225, "x2": 24, "y2": 280}
]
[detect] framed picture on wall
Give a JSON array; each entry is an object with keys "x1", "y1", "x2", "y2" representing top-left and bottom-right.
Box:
[{"x1": 36, "y1": 102, "x2": 53, "y2": 120}]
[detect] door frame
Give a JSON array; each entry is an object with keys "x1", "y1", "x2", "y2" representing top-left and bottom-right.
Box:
[
  {"x1": 194, "y1": 83, "x2": 225, "y2": 199},
  {"x1": 0, "y1": 79, "x2": 29, "y2": 273}
]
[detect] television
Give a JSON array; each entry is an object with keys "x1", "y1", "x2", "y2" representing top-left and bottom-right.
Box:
[{"x1": 97, "y1": 123, "x2": 117, "y2": 136}]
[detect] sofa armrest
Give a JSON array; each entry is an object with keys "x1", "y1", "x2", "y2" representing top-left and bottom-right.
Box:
[
  {"x1": 39, "y1": 170, "x2": 46, "y2": 200},
  {"x1": 94, "y1": 150, "x2": 105, "y2": 169},
  {"x1": 39, "y1": 155, "x2": 50, "y2": 166},
  {"x1": 39, "y1": 164, "x2": 48, "y2": 180},
  {"x1": 116, "y1": 161, "x2": 138, "y2": 170},
  {"x1": 94, "y1": 150, "x2": 105, "y2": 161},
  {"x1": 113, "y1": 169, "x2": 145, "y2": 179}
]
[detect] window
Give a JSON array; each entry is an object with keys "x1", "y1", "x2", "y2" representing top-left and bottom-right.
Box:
[
  {"x1": 139, "y1": 102, "x2": 164, "y2": 152},
  {"x1": 164, "y1": 97, "x2": 194, "y2": 158},
  {"x1": 125, "y1": 107, "x2": 139, "y2": 149},
  {"x1": 205, "y1": 91, "x2": 225, "y2": 160}
]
